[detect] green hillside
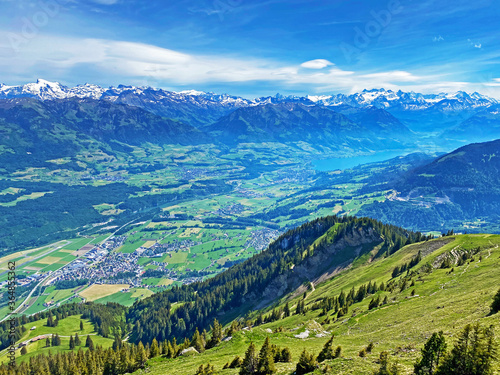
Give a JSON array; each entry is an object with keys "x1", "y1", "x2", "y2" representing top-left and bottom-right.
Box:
[
  {"x1": 2, "y1": 229, "x2": 499, "y2": 374},
  {"x1": 137, "y1": 233, "x2": 500, "y2": 374}
]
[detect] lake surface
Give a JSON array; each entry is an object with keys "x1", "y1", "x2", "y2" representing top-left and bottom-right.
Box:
[{"x1": 312, "y1": 150, "x2": 407, "y2": 171}]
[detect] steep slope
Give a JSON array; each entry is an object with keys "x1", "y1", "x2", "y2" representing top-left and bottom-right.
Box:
[
  {"x1": 0, "y1": 80, "x2": 250, "y2": 127},
  {"x1": 4, "y1": 80, "x2": 498, "y2": 134},
  {"x1": 126, "y1": 215, "x2": 425, "y2": 345},
  {"x1": 142, "y1": 233, "x2": 499, "y2": 375},
  {"x1": 206, "y1": 103, "x2": 411, "y2": 149},
  {"x1": 359, "y1": 139, "x2": 500, "y2": 231},
  {"x1": 331, "y1": 105, "x2": 413, "y2": 139},
  {"x1": 447, "y1": 105, "x2": 500, "y2": 142},
  {"x1": 3, "y1": 226, "x2": 500, "y2": 374},
  {"x1": 0, "y1": 98, "x2": 207, "y2": 171}
]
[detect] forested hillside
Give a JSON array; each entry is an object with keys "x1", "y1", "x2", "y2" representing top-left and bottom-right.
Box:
[{"x1": 126, "y1": 215, "x2": 427, "y2": 345}]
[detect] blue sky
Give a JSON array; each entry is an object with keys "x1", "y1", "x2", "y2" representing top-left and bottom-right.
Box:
[{"x1": 0, "y1": 0, "x2": 499, "y2": 98}]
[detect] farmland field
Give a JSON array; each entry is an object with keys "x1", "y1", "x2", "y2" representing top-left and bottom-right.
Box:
[{"x1": 79, "y1": 284, "x2": 130, "y2": 301}]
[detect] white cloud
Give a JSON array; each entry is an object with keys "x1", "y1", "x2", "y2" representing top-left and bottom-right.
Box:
[
  {"x1": 300, "y1": 59, "x2": 334, "y2": 69},
  {"x1": 433, "y1": 35, "x2": 444, "y2": 42},
  {"x1": 468, "y1": 39, "x2": 482, "y2": 49},
  {"x1": 0, "y1": 32, "x2": 495, "y2": 97}
]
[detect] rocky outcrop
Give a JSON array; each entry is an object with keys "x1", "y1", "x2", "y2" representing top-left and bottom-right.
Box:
[{"x1": 254, "y1": 226, "x2": 382, "y2": 308}]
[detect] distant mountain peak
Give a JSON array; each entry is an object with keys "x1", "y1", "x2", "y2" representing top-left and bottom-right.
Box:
[{"x1": 0, "y1": 80, "x2": 498, "y2": 114}]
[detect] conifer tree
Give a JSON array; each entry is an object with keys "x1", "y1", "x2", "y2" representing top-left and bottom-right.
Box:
[
  {"x1": 135, "y1": 341, "x2": 148, "y2": 369},
  {"x1": 317, "y1": 335, "x2": 335, "y2": 362},
  {"x1": 414, "y1": 331, "x2": 447, "y2": 375},
  {"x1": 191, "y1": 328, "x2": 205, "y2": 353},
  {"x1": 86, "y1": 335, "x2": 94, "y2": 351},
  {"x1": 257, "y1": 337, "x2": 276, "y2": 374},
  {"x1": 161, "y1": 340, "x2": 168, "y2": 355},
  {"x1": 171, "y1": 337, "x2": 178, "y2": 357},
  {"x1": 45, "y1": 337, "x2": 51, "y2": 347},
  {"x1": 240, "y1": 342, "x2": 258, "y2": 375},
  {"x1": 295, "y1": 349, "x2": 317, "y2": 375},
  {"x1": 74, "y1": 333, "x2": 81, "y2": 346},
  {"x1": 375, "y1": 351, "x2": 399, "y2": 375},
  {"x1": 80, "y1": 320, "x2": 84, "y2": 331},
  {"x1": 149, "y1": 338, "x2": 160, "y2": 358},
  {"x1": 435, "y1": 323, "x2": 497, "y2": 375},
  {"x1": 69, "y1": 335, "x2": 75, "y2": 350},
  {"x1": 280, "y1": 347, "x2": 292, "y2": 362},
  {"x1": 206, "y1": 319, "x2": 222, "y2": 349},
  {"x1": 491, "y1": 288, "x2": 500, "y2": 314},
  {"x1": 229, "y1": 355, "x2": 243, "y2": 368},
  {"x1": 20, "y1": 346, "x2": 27, "y2": 355},
  {"x1": 284, "y1": 302, "x2": 291, "y2": 317},
  {"x1": 335, "y1": 346, "x2": 342, "y2": 358}
]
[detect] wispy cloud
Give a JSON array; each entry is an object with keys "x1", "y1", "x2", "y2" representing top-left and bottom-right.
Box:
[
  {"x1": 0, "y1": 32, "x2": 497, "y2": 97},
  {"x1": 468, "y1": 39, "x2": 482, "y2": 49}
]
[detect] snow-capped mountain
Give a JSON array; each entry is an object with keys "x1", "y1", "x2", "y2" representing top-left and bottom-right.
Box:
[
  {"x1": 1, "y1": 80, "x2": 498, "y2": 128},
  {"x1": 307, "y1": 88, "x2": 497, "y2": 111},
  {"x1": 2, "y1": 80, "x2": 497, "y2": 110},
  {"x1": 0, "y1": 79, "x2": 248, "y2": 106}
]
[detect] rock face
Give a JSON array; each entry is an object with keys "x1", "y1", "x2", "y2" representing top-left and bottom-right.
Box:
[
  {"x1": 179, "y1": 347, "x2": 199, "y2": 356},
  {"x1": 254, "y1": 226, "x2": 382, "y2": 308}
]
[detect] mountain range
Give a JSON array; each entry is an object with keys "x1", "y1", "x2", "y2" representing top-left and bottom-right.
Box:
[
  {"x1": 359, "y1": 139, "x2": 500, "y2": 231},
  {"x1": 2, "y1": 80, "x2": 500, "y2": 143},
  {"x1": 2, "y1": 80, "x2": 496, "y2": 111}
]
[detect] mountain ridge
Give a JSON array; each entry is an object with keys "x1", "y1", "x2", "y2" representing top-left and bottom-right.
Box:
[{"x1": 1, "y1": 79, "x2": 497, "y2": 111}]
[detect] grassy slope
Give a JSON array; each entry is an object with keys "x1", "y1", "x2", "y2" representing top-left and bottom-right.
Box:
[
  {"x1": 143, "y1": 234, "x2": 500, "y2": 374},
  {"x1": 0, "y1": 314, "x2": 114, "y2": 364}
]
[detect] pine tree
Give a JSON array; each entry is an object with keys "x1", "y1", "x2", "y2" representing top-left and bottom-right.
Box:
[
  {"x1": 161, "y1": 340, "x2": 168, "y2": 355},
  {"x1": 206, "y1": 319, "x2": 222, "y2": 349},
  {"x1": 80, "y1": 320, "x2": 84, "y2": 331},
  {"x1": 171, "y1": 337, "x2": 178, "y2": 357},
  {"x1": 20, "y1": 346, "x2": 27, "y2": 355},
  {"x1": 375, "y1": 351, "x2": 399, "y2": 375},
  {"x1": 317, "y1": 335, "x2": 335, "y2": 362},
  {"x1": 366, "y1": 342, "x2": 375, "y2": 353},
  {"x1": 45, "y1": 337, "x2": 51, "y2": 347},
  {"x1": 280, "y1": 347, "x2": 292, "y2": 362},
  {"x1": 414, "y1": 331, "x2": 447, "y2": 375},
  {"x1": 85, "y1": 335, "x2": 94, "y2": 351},
  {"x1": 74, "y1": 333, "x2": 81, "y2": 346},
  {"x1": 191, "y1": 328, "x2": 205, "y2": 353},
  {"x1": 284, "y1": 302, "x2": 291, "y2": 317},
  {"x1": 112, "y1": 335, "x2": 122, "y2": 351},
  {"x1": 135, "y1": 341, "x2": 148, "y2": 369},
  {"x1": 150, "y1": 338, "x2": 160, "y2": 358},
  {"x1": 229, "y1": 355, "x2": 243, "y2": 368},
  {"x1": 240, "y1": 342, "x2": 258, "y2": 375},
  {"x1": 69, "y1": 335, "x2": 75, "y2": 350},
  {"x1": 436, "y1": 323, "x2": 497, "y2": 375},
  {"x1": 257, "y1": 337, "x2": 276, "y2": 374},
  {"x1": 295, "y1": 349, "x2": 317, "y2": 375},
  {"x1": 335, "y1": 346, "x2": 342, "y2": 358},
  {"x1": 491, "y1": 288, "x2": 500, "y2": 314}
]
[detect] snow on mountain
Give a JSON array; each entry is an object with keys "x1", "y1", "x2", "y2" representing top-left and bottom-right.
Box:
[
  {"x1": 0, "y1": 80, "x2": 498, "y2": 112},
  {"x1": 0, "y1": 79, "x2": 69, "y2": 100}
]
